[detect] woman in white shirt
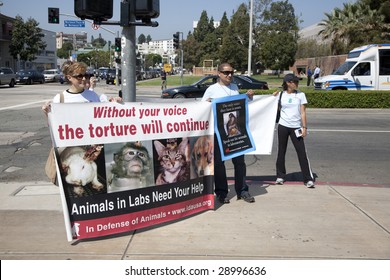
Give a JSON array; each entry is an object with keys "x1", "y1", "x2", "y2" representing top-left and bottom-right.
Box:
[{"x1": 274, "y1": 74, "x2": 315, "y2": 188}]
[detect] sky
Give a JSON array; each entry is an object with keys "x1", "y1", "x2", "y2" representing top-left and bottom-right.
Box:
[{"x1": 1, "y1": 0, "x2": 357, "y2": 42}]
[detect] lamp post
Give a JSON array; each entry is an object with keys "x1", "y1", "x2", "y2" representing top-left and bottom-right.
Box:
[{"x1": 247, "y1": 0, "x2": 253, "y2": 76}]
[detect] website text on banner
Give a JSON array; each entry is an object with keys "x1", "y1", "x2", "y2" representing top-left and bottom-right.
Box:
[{"x1": 48, "y1": 101, "x2": 215, "y2": 241}]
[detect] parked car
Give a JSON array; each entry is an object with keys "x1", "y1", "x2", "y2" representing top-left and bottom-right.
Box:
[
  {"x1": 0, "y1": 67, "x2": 16, "y2": 87},
  {"x1": 16, "y1": 70, "x2": 45, "y2": 85},
  {"x1": 161, "y1": 75, "x2": 269, "y2": 98},
  {"x1": 106, "y1": 69, "x2": 121, "y2": 85},
  {"x1": 98, "y1": 67, "x2": 110, "y2": 80},
  {"x1": 43, "y1": 69, "x2": 61, "y2": 82}
]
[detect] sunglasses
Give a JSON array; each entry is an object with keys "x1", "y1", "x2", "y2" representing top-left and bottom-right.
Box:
[
  {"x1": 71, "y1": 73, "x2": 91, "y2": 79},
  {"x1": 220, "y1": 70, "x2": 234, "y2": 76}
]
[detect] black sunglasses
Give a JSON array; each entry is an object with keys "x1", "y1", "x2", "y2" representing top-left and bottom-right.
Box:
[
  {"x1": 220, "y1": 70, "x2": 234, "y2": 76},
  {"x1": 71, "y1": 73, "x2": 91, "y2": 79}
]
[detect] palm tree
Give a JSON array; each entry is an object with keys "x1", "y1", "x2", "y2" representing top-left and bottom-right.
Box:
[
  {"x1": 318, "y1": 7, "x2": 349, "y2": 54},
  {"x1": 319, "y1": 2, "x2": 390, "y2": 54}
]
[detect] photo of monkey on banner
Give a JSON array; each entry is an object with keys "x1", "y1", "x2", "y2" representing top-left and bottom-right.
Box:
[
  {"x1": 212, "y1": 94, "x2": 256, "y2": 161},
  {"x1": 105, "y1": 141, "x2": 155, "y2": 193}
]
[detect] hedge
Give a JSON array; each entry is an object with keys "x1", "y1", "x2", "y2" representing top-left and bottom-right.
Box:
[{"x1": 251, "y1": 89, "x2": 390, "y2": 108}]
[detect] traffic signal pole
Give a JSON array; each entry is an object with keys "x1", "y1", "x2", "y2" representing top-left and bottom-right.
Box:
[
  {"x1": 71, "y1": 0, "x2": 159, "y2": 102},
  {"x1": 121, "y1": 5, "x2": 137, "y2": 102}
]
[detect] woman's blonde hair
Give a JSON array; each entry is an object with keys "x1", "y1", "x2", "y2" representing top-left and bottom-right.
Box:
[{"x1": 61, "y1": 61, "x2": 87, "y2": 76}]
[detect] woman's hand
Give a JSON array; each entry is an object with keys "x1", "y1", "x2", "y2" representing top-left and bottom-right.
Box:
[
  {"x1": 108, "y1": 96, "x2": 123, "y2": 102},
  {"x1": 302, "y1": 127, "x2": 308, "y2": 137},
  {"x1": 41, "y1": 101, "x2": 51, "y2": 116}
]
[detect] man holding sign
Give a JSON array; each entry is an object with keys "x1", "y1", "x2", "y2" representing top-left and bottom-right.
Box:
[{"x1": 202, "y1": 63, "x2": 255, "y2": 204}]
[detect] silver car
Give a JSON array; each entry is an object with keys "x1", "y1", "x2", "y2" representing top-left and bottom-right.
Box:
[{"x1": 43, "y1": 69, "x2": 61, "y2": 82}]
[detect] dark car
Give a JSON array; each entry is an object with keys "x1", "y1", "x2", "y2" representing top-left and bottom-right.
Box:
[
  {"x1": 106, "y1": 69, "x2": 121, "y2": 85},
  {"x1": 16, "y1": 70, "x2": 45, "y2": 85},
  {"x1": 161, "y1": 75, "x2": 269, "y2": 99},
  {"x1": 98, "y1": 67, "x2": 110, "y2": 80}
]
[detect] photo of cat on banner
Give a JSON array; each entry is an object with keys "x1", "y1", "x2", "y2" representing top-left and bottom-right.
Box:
[{"x1": 212, "y1": 94, "x2": 256, "y2": 161}]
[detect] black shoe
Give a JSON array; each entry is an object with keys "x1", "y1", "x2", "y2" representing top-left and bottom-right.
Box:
[
  {"x1": 217, "y1": 195, "x2": 230, "y2": 204},
  {"x1": 238, "y1": 191, "x2": 255, "y2": 203}
]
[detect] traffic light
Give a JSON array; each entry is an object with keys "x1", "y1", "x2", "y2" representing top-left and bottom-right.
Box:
[
  {"x1": 173, "y1": 32, "x2": 180, "y2": 49},
  {"x1": 135, "y1": 0, "x2": 160, "y2": 21},
  {"x1": 74, "y1": 0, "x2": 113, "y2": 22},
  {"x1": 115, "y1": 37, "x2": 121, "y2": 52},
  {"x1": 48, "y1": 8, "x2": 60, "y2": 24}
]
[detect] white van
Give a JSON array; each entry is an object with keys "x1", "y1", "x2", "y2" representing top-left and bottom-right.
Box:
[{"x1": 314, "y1": 44, "x2": 390, "y2": 90}]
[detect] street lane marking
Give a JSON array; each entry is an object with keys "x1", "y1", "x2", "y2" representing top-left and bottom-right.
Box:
[
  {"x1": 309, "y1": 129, "x2": 390, "y2": 133},
  {"x1": 0, "y1": 100, "x2": 50, "y2": 111}
]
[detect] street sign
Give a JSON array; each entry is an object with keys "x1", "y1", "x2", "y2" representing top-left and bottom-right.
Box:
[
  {"x1": 164, "y1": 63, "x2": 172, "y2": 73},
  {"x1": 64, "y1": 20, "x2": 85, "y2": 28}
]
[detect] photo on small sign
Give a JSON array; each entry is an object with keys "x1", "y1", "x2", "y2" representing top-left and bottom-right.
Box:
[{"x1": 212, "y1": 94, "x2": 256, "y2": 161}]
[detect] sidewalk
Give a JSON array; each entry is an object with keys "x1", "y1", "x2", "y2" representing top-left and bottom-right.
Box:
[{"x1": 1, "y1": 179, "x2": 389, "y2": 260}]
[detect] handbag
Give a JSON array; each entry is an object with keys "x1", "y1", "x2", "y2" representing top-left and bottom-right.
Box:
[
  {"x1": 275, "y1": 91, "x2": 283, "y2": 123},
  {"x1": 44, "y1": 92, "x2": 64, "y2": 185},
  {"x1": 45, "y1": 147, "x2": 57, "y2": 184}
]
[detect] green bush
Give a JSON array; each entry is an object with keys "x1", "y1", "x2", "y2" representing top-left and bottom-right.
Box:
[{"x1": 252, "y1": 89, "x2": 390, "y2": 108}]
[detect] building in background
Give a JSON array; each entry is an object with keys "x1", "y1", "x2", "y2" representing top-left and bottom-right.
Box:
[
  {"x1": 0, "y1": 13, "x2": 57, "y2": 71},
  {"x1": 0, "y1": 13, "x2": 16, "y2": 70},
  {"x1": 56, "y1": 32, "x2": 88, "y2": 50}
]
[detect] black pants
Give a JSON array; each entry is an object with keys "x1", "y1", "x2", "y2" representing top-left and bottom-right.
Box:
[
  {"x1": 276, "y1": 125, "x2": 314, "y2": 183},
  {"x1": 213, "y1": 135, "x2": 248, "y2": 198},
  {"x1": 306, "y1": 75, "x2": 311, "y2": 86}
]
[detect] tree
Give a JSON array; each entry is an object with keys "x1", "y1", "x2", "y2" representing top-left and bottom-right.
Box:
[
  {"x1": 91, "y1": 34, "x2": 106, "y2": 49},
  {"x1": 214, "y1": 12, "x2": 229, "y2": 43},
  {"x1": 182, "y1": 32, "x2": 201, "y2": 70},
  {"x1": 9, "y1": 16, "x2": 47, "y2": 62},
  {"x1": 318, "y1": 1, "x2": 390, "y2": 54},
  {"x1": 255, "y1": 1, "x2": 298, "y2": 71},
  {"x1": 193, "y1": 10, "x2": 213, "y2": 42},
  {"x1": 220, "y1": 3, "x2": 251, "y2": 72},
  {"x1": 57, "y1": 42, "x2": 73, "y2": 59},
  {"x1": 77, "y1": 50, "x2": 110, "y2": 69},
  {"x1": 144, "y1": 53, "x2": 162, "y2": 69},
  {"x1": 138, "y1": 34, "x2": 146, "y2": 44}
]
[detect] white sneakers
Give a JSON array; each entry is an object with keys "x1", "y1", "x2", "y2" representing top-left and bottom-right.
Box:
[
  {"x1": 275, "y1": 178, "x2": 315, "y2": 188},
  {"x1": 305, "y1": 181, "x2": 315, "y2": 188},
  {"x1": 275, "y1": 178, "x2": 284, "y2": 185}
]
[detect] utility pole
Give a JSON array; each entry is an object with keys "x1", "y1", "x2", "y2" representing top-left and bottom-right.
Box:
[
  {"x1": 248, "y1": 0, "x2": 254, "y2": 76},
  {"x1": 121, "y1": 3, "x2": 137, "y2": 102},
  {"x1": 179, "y1": 32, "x2": 184, "y2": 86}
]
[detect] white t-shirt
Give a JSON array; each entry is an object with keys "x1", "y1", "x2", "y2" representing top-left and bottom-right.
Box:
[
  {"x1": 278, "y1": 90, "x2": 308, "y2": 128},
  {"x1": 201, "y1": 82, "x2": 239, "y2": 101},
  {"x1": 53, "y1": 89, "x2": 101, "y2": 103}
]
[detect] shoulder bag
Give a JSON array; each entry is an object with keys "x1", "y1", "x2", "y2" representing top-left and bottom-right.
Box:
[
  {"x1": 275, "y1": 91, "x2": 283, "y2": 123},
  {"x1": 44, "y1": 92, "x2": 64, "y2": 185}
]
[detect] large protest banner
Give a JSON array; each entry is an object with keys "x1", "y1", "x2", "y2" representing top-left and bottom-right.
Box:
[
  {"x1": 48, "y1": 101, "x2": 215, "y2": 241},
  {"x1": 47, "y1": 96, "x2": 277, "y2": 241}
]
